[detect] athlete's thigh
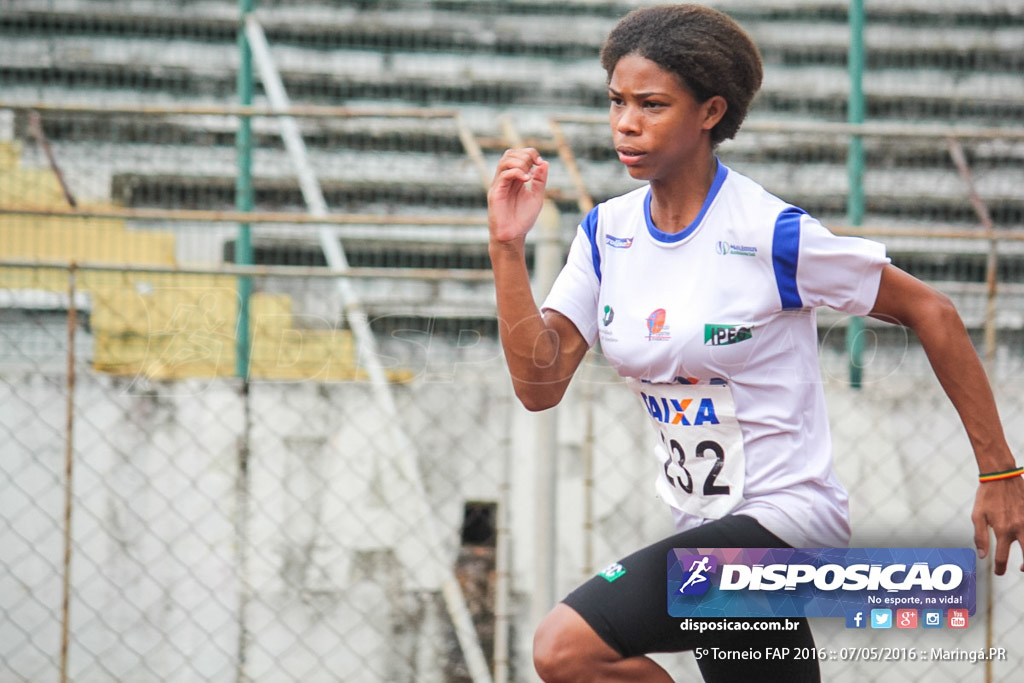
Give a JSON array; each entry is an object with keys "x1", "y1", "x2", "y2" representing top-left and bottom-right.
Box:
[{"x1": 562, "y1": 514, "x2": 797, "y2": 658}]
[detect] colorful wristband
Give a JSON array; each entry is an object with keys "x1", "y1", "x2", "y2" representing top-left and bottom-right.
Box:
[{"x1": 978, "y1": 466, "x2": 1024, "y2": 483}]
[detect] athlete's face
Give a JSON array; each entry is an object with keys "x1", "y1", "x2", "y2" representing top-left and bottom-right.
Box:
[{"x1": 608, "y1": 53, "x2": 725, "y2": 182}]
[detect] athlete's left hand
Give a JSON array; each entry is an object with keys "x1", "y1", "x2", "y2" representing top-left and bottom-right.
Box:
[
  {"x1": 972, "y1": 475, "x2": 1024, "y2": 574},
  {"x1": 870, "y1": 266, "x2": 1024, "y2": 576}
]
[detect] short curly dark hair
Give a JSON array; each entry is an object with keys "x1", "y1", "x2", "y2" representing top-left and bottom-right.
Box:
[{"x1": 600, "y1": 4, "x2": 763, "y2": 146}]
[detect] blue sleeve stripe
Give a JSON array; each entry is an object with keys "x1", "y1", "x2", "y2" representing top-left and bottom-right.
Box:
[
  {"x1": 772, "y1": 207, "x2": 804, "y2": 310},
  {"x1": 581, "y1": 206, "x2": 602, "y2": 283}
]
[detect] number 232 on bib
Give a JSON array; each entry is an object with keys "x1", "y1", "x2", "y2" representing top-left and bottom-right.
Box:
[{"x1": 627, "y1": 379, "x2": 746, "y2": 520}]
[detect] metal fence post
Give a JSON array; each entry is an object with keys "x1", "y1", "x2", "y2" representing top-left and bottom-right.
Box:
[
  {"x1": 234, "y1": 3, "x2": 254, "y2": 680},
  {"x1": 59, "y1": 263, "x2": 77, "y2": 683},
  {"x1": 235, "y1": 0, "x2": 254, "y2": 380},
  {"x1": 846, "y1": 0, "x2": 866, "y2": 389}
]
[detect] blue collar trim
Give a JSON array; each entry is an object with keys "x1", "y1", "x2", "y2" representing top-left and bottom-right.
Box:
[{"x1": 645, "y1": 160, "x2": 729, "y2": 244}]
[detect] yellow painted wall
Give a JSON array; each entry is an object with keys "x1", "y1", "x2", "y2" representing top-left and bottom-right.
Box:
[{"x1": 1, "y1": 142, "x2": 407, "y2": 383}]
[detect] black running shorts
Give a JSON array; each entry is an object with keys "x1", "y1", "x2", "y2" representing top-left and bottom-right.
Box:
[{"x1": 562, "y1": 514, "x2": 820, "y2": 682}]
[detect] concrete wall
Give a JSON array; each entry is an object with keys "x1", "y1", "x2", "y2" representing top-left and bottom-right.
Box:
[{"x1": 4, "y1": 314, "x2": 1024, "y2": 681}]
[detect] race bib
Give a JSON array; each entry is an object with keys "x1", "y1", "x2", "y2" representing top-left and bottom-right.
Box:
[{"x1": 626, "y1": 379, "x2": 746, "y2": 519}]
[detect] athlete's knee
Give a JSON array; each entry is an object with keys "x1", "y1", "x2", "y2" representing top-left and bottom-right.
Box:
[
  {"x1": 533, "y1": 604, "x2": 616, "y2": 683},
  {"x1": 532, "y1": 607, "x2": 580, "y2": 682}
]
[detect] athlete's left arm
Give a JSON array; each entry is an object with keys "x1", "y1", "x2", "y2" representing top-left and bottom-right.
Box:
[{"x1": 869, "y1": 264, "x2": 1024, "y2": 575}]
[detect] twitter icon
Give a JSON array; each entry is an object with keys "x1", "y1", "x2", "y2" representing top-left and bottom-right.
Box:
[{"x1": 871, "y1": 609, "x2": 892, "y2": 629}]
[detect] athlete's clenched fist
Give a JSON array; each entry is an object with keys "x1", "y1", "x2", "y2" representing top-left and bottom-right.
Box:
[{"x1": 487, "y1": 148, "x2": 549, "y2": 245}]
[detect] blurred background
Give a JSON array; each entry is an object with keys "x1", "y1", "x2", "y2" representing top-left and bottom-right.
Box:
[{"x1": 1, "y1": 1, "x2": 1023, "y2": 681}]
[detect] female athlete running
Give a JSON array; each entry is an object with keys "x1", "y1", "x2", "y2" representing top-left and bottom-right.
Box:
[{"x1": 487, "y1": 5, "x2": 1024, "y2": 682}]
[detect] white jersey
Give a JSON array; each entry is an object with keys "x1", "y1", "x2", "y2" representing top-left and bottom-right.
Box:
[{"x1": 542, "y1": 162, "x2": 889, "y2": 548}]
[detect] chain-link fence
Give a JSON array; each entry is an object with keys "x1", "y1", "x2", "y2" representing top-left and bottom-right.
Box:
[
  {"x1": 4, "y1": 262, "x2": 1024, "y2": 683},
  {"x1": 3, "y1": 0, "x2": 1024, "y2": 681},
  {"x1": 0, "y1": 262, "x2": 522, "y2": 683}
]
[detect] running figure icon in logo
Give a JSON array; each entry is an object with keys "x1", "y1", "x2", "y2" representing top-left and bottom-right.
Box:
[{"x1": 677, "y1": 555, "x2": 718, "y2": 595}]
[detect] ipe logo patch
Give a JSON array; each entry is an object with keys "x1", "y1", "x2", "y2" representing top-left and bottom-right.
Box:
[{"x1": 676, "y1": 554, "x2": 718, "y2": 595}]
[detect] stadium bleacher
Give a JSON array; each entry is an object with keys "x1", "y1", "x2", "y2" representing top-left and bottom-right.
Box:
[{"x1": 2, "y1": 0, "x2": 1024, "y2": 343}]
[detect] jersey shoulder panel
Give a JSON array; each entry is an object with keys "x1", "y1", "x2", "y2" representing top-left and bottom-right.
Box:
[
  {"x1": 595, "y1": 185, "x2": 649, "y2": 235},
  {"x1": 585, "y1": 185, "x2": 650, "y2": 281},
  {"x1": 711, "y1": 169, "x2": 808, "y2": 311}
]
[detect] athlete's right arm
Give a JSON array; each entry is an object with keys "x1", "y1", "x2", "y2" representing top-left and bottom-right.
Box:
[{"x1": 487, "y1": 148, "x2": 590, "y2": 411}]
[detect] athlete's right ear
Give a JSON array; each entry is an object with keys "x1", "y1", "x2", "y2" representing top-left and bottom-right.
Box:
[{"x1": 700, "y1": 96, "x2": 728, "y2": 132}]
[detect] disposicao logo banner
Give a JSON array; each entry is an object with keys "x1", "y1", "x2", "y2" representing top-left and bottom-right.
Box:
[{"x1": 667, "y1": 548, "x2": 976, "y2": 618}]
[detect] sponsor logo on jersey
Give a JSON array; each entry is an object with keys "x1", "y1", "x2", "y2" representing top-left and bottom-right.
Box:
[
  {"x1": 715, "y1": 240, "x2": 758, "y2": 257},
  {"x1": 639, "y1": 392, "x2": 720, "y2": 426},
  {"x1": 599, "y1": 562, "x2": 627, "y2": 582},
  {"x1": 606, "y1": 235, "x2": 634, "y2": 249},
  {"x1": 704, "y1": 323, "x2": 754, "y2": 346},
  {"x1": 603, "y1": 305, "x2": 614, "y2": 326},
  {"x1": 646, "y1": 308, "x2": 671, "y2": 341}
]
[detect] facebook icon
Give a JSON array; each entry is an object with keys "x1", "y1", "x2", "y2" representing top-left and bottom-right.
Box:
[{"x1": 845, "y1": 610, "x2": 867, "y2": 629}]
